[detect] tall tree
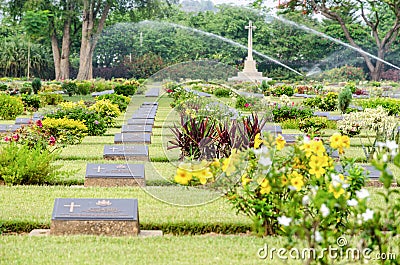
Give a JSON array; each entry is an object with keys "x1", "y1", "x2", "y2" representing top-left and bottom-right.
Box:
[
  {"x1": 274, "y1": 0, "x2": 400, "y2": 80},
  {"x1": 48, "y1": 0, "x2": 79, "y2": 80},
  {"x1": 76, "y1": 0, "x2": 112, "y2": 80}
]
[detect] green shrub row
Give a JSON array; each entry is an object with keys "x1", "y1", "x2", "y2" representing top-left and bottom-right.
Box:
[{"x1": 357, "y1": 98, "x2": 400, "y2": 116}]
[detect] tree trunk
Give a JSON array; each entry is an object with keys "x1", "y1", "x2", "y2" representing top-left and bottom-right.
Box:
[
  {"x1": 77, "y1": 0, "x2": 110, "y2": 80},
  {"x1": 59, "y1": 18, "x2": 71, "y2": 80},
  {"x1": 51, "y1": 32, "x2": 61, "y2": 80}
]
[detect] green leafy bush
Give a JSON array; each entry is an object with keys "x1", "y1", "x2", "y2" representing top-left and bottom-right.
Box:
[
  {"x1": 271, "y1": 84, "x2": 294, "y2": 96},
  {"x1": 319, "y1": 92, "x2": 338, "y2": 111},
  {"x1": 46, "y1": 102, "x2": 107, "y2": 136},
  {"x1": 0, "y1": 83, "x2": 7, "y2": 91},
  {"x1": 298, "y1": 116, "x2": 328, "y2": 135},
  {"x1": 235, "y1": 96, "x2": 257, "y2": 110},
  {"x1": 272, "y1": 105, "x2": 313, "y2": 122},
  {"x1": 42, "y1": 117, "x2": 88, "y2": 145},
  {"x1": 214, "y1": 88, "x2": 231, "y2": 97},
  {"x1": 76, "y1": 82, "x2": 90, "y2": 95},
  {"x1": 317, "y1": 65, "x2": 365, "y2": 81},
  {"x1": 0, "y1": 94, "x2": 24, "y2": 119},
  {"x1": 0, "y1": 143, "x2": 58, "y2": 185},
  {"x1": 357, "y1": 98, "x2": 400, "y2": 116},
  {"x1": 281, "y1": 119, "x2": 300, "y2": 129},
  {"x1": 20, "y1": 82, "x2": 32, "y2": 94},
  {"x1": 31, "y1": 78, "x2": 41, "y2": 94},
  {"x1": 61, "y1": 81, "x2": 77, "y2": 96},
  {"x1": 338, "y1": 87, "x2": 352, "y2": 113},
  {"x1": 39, "y1": 93, "x2": 64, "y2": 106},
  {"x1": 89, "y1": 99, "x2": 121, "y2": 127},
  {"x1": 21, "y1": 94, "x2": 42, "y2": 111},
  {"x1": 114, "y1": 80, "x2": 140, "y2": 96},
  {"x1": 303, "y1": 92, "x2": 338, "y2": 111},
  {"x1": 344, "y1": 82, "x2": 357, "y2": 93},
  {"x1": 97, "y1": 93, "x2": 131, "y2": 112}
]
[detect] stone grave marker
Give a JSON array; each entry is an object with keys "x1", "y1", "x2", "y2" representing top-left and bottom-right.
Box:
[
  {"x1": 134, "y1": 109, "x2": 157, "y2": 116},
  {"x1": 85, "y1": 163, "x2": 145, "y2": 187},
  {"x1": 127, "y1": 118, "x2": 154, "y2": 126},
  {"x1": 0, "y1": 124, "x2": 21, "y2": 133},
  {"x1": 261, "y1": 124, "x2": 282, "y2": 134},
  {"x1": 328, "y1": 115, "x2": 343, "y2": 121},
  {"x1": 50, "y1": 198, "x2": 139, "y2": 236},
  {"x1": 103, "y1": 145, "x2": 149, "y2": 161},
  {"x1": 280, "y1": 134, "x2": 303, "y2": 144},
  {"x1": 131, "y1": 113, "x2": 156, "y2": 120},
  {"x1": 15, "y1": 118, "x2": 40, "y2": 125},
  {"x1": 142, "y1": 102, "x2": 158, "y2": 106},
  {"x1": 121, "y1": 125, "x2": 153, "y2": 134},
  {"x1": 114, "y1": 133, "x2": 151, "y2": 144},
  {"x1": 91, "y1": 90, "x2": 114, "y2": 97},
  {"x1": 145, "y1": 88, "x2": 159, "y2": 97},
  {"x1": 313, "y1": 111, "x2": 330, "y2": 118}
]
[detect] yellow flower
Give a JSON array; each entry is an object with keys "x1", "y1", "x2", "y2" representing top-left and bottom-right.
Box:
[
  {"x1": 310, "y1": 140, "x2": 326, "y2": 156},
  {"x1": 241, "y1": 174, "x2": 251, "y2": 186},
  {"x1": 328, "y1": 184, "x2": 345, "y2": 199},
  {"x1": 290, "y1": 176, "x2": 304, "y2": 191},
  {"x1": 210, "y1": 158, "x2": 220, "y2": 168},
  {"x1": 300, "y1": 142, "x2": 313, "y2": 157},
  {"x1": 260, "y1": 179, "x2": 272, "y2": 194},
  {"x1": 254, "y1": 133, "x2": 265, "y2": 149},
  {"x1": 222, "y1": 149, "x2": 237, "y2": 176},
  {"x1": 196, "y1": 168, "x2": 213, "y2": 185},
  {"x1": 276, "y1": 134, "x2": 286, "y2": 150},
  {"x1": 309, "y1": 164, "x2": 326, "y2": 179},
  {"x1": 174, "y1": 168, "x2": 192, "y2": 185},
  {"x1": 330, "y1": 133, "x2": 342, "y2": 149},
  {"x1": 281, "y1": 175, "x2": 288, "y2": 186},
  {"x1": 309, "y1": 155, "x2": 329, "y2": 168}
]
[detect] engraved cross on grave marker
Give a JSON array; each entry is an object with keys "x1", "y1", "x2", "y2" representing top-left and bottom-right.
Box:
[
  {"x1": 109, "y1": 147, "x2": 119, "y2": 152},
  {"x1": 64, "y1": 202, "x2": 80, "y2": 213},
  {"x1": 95, "y1": 165, "x2": 105, "y2": 173}
]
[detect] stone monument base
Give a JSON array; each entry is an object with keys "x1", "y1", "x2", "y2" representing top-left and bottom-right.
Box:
[{"x1": 50, "y1": 220, "x2": 139, "y2": 236}]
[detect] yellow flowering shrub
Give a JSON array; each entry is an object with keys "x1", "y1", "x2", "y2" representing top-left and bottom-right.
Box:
[
  {"x1": 89, "y1": 99, "x2": 121, "y2": 127},
  {"x1": 42, "y1": 117, "x2": 87, "y2": 145},
  {"x1": 221, "y1": 132, "x2": 367, "y2": 237}
]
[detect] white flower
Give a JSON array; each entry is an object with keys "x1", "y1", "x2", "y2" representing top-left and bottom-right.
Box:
[
  {"x1": 385, "y1": 140, "x2": 398, "y2": 151},
  {"x1": 254, "y1": 146, "x2": 269, "y2": 156},
  {"x1": 314, "y1": 231, "x2": 323, "y2": 242},
  {"x1": 302, "y1": 195, "x2": 310, "y2": 206},
  {"x1": 258, "y1": 156, "x2": 272, "y2": 167},
  {"x1": 320, "y1": 204, "x2": 330, "y2": 217},
  {"x1": 331, "y1": 174, "x2": 343, "y2": 188},
  {"x1": 347, "y1": 199, "x2": 358, "y2": 207},
  {"x1": 382, "y1": 153, "x2": 388, "y2": 162},
  {"x1": 356, "y1": 189, "x2": 369, "y2": 200},
  {"x1": 362, "y1": 209, "x2": 374, "y2": 221},
  {"x1": 277, "y1": 216, "x2": 292, "y2": 227}
]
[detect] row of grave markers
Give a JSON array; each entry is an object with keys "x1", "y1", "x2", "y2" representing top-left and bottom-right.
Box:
[{"x1": 51, "y1": 100, "x2": 160, "y2": 236}]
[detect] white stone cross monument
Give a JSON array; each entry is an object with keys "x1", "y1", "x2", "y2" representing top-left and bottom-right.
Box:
[{"x1": 229, "y1": 21, "x2": 271, "y2": 82}]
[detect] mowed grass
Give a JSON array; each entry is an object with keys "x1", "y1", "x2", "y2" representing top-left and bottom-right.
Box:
[
  {"x1": 0, "y1": 186, "x2": 252, "y2": 233},
  {"x1": 0, "y1": 236, "x2": 294, "y2": 265}
]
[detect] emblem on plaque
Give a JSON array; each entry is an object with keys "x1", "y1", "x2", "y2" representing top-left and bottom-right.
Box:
[
  {"x1": 96, "y1": 200, "x2": 112, "y2": 206},
  {"x1": 116, "y1": 164, "x2": 127, "y2": 169}
]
